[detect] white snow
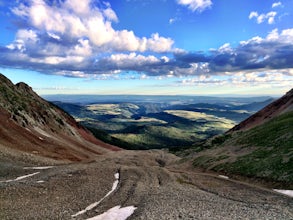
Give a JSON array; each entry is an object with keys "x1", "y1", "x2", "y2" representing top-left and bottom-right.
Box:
[
  {"x1": 273, "y1": 189, "x2": 293, "y2": 197},
  {"x1": 12, "y1": 172, "x2": 40, "y2": 181},
  {"x1": 24, "y1": 166, "x2": 54, "y2": 170},
  {"x1": 218, "y1": 175, "x2": 229, "y2": 179},
  {"x1": 38, "y1": 137, "x2": 44, "y2": 140},
  {"x1": 37, "y1": 180, "x2": 45, "y2": 183},
  {"x1": 86, "y1": 205, "x2": 137, "y2": 220},
  {"x1": 0, "y1": 172, "x2": 40, "y2": 183},
  {"x1": 72, "y1": 172, "x2": 120, "y2": 218}
]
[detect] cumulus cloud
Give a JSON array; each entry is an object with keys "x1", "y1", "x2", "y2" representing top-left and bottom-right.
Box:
[
  {"x1": 249, "y1": 11, "x2": 277, "y2": 24},
  {"x1": 0, "y1": 0, "x2": 292, "y2": 81},
  {"x1": 177, "y1": 0, "x2": 212, "y2": 12},
  {"x1": 10, "y1": 0, "x2": 173, "y2": 53},
  {"x1": 209, "y1": 28, "x2": 293, "y2": 72},
  {"x1": 1, "y1": 28, "x2": 293, "y2": 78}
]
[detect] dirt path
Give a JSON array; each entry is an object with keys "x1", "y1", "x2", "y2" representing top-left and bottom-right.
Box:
[{"x1": 0, "y1": 150, "x2": 292, "y2": 219}]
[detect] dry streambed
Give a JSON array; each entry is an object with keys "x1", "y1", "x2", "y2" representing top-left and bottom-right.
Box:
[{"x1": 0, "y1": 150, "x2": 292, "y2": 220}]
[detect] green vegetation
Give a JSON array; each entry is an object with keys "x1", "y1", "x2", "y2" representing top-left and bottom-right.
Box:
[
  {"x1": 52, "y1": 97, "x2": 272, "y2": 151},
  {"x1": 235, "y1": 111, "x2": 292, "y2": 148},
  {"x1": 73, "y1": 104, "x2": 238, "y2": 150},
  {"x1": 192, "y1": 111, "x2": 293, "y2": 185},
  {"x1": 86, "y1": 126, "x2": 140, "y2": 150},
  {"x1": 211, "y1": 134, "x2": 232, "y2": 145}
]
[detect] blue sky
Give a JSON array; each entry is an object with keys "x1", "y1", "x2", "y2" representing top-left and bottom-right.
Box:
[{"x1": 0, "y1": 0, "x2": 292, "y2": 96}]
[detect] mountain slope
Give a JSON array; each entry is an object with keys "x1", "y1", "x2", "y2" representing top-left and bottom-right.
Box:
[
  {"x1": 0, "y1": 73, "x2": 120, "y2": 162},
  {"x1": 188, "y1": 88, "x2": 293, "y2": 187},
  {"x1": 229, "y1": 89, "x2": 293, "y2": 132}
]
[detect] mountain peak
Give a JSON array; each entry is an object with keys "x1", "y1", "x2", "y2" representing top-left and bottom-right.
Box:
[
  {"x1": 15, "y1": 82, "x2": 38, "y2": 97},
  {"x1": 0, "y1": 73, "x2": 14, "y2": 87},
  {"x1": 16, "y1": 82, "x2": 32, "y2": 91}
]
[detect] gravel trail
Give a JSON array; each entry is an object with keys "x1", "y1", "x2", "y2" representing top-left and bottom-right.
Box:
[{"x1": 0, "y1": 150, "x2": 292, "y2": 219}]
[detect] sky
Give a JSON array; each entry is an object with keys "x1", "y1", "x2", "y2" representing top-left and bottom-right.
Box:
[{"x1": 0, "y1": 0, "x2": 292, "y2": 96}]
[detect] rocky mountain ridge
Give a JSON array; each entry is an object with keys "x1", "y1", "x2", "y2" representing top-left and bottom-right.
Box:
[{"x1": 0, "y1": 73, "x2": 120, "y2": 162}]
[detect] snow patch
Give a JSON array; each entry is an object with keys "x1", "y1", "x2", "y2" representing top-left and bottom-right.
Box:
[
  {"x1": 37, "y1": 180, "x2": 45, "y2": 183},
  {"x1": 86, "y1": 205, "x2": 137, "y2": 220},
  {"x1": 218, "y1": 175, "x2": 229, "y2": 179},
  {"x1": 24, "y1": 166, "x2": 54, "y2": 170},
  {"x1": 72, "y1": 172, "x2": 120, "y2": 218},
  {"x1": 38, "y1": 137, "x2": 44, "y2": 140},
  {"x1": 273, "y1": 189, "x2": 293, "y2": 197},
  {"x1": 0, "y1": 172, "x2": 40, "y2": 183}
]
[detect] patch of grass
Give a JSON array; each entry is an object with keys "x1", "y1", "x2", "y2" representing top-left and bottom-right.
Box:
[
  {"x1": 235, "y1": 111, "x2": 293, "y2": 149},
  {"x1": 86, "y1": 126, "x2": 142, "y2": 150},
  {"x1": 176, "y1": 177, "x2": 194, "y2": 186},
  {"x1": 196, "y1": 112, "x2": 293, "y2": 183},
  {"x1": 211, "y1": 134, "x2": 232, "y2": 146},
  {"x1": 192, "y1": 155, "x2": 216, "y2": 168}
]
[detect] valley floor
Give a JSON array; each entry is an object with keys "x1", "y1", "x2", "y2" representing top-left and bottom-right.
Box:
[{"x1": 0, "y1": 150, "x2": 292, "y2": 220}]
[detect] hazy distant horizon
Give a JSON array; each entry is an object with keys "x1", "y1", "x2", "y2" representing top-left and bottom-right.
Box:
[{"x1": 43, "y1": 93, "x2": 281, "y2": 98}]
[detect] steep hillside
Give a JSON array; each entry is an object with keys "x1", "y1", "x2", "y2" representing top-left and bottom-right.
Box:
[
  {"x1": 0, "y1": 73, "x2": 120, "y2": 162},
  {"x1": 188, "y1": 88, "x2": 293, "y2": 187},
  {"x1": 229, "y1": 89, "x2": 293, "y2": 132}
]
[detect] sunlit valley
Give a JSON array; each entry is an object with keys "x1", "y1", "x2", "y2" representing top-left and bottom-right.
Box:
[{"x1": 47, "y1": 95, "x2": 273, "y2": 150}]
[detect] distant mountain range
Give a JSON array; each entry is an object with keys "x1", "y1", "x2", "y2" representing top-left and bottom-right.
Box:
[{"x1": 0, "y1": 73, "x2": 120, "y2": 162}]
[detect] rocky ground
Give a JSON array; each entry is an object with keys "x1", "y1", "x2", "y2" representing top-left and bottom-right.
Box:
[{"x1": 0, "y1": 150, "x2": 292, "y2": 220}]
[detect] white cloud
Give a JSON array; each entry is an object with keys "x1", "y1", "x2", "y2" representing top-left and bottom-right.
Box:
[
  {"x1": 72, "y1": 39, "x2": 92, "y2": 56},
  {"x1": 272, "y1": 2, "x2": 282, "y2": 8},
  {"x1": 103, "y1": 8, "x2": 119, "y2": 22},
  {"x1": 11, "y1": 0, "x2": 173, "y2": 53},
  {"x1": 249, "y1": 11, "x2": 258, "y2": 19},
  {"x1": 47, "y1": 32, "x2": 61, "y2": 40},
  {"x1": 105, "y1": 53, "x2": 160, "y2": 68},
  {"x1": 17, "y1": 29, "x2": 38, "y2": 43},
  {"x1": 218, "y1": 43, "x2": 233, "y2": 53},
  {"x1": 146, "y1": 33, "x2": 174, "y2": 53},
  {"x1": 267, "y1": 11, "x2": 277, "y2": 24},
  {"x1": 64, "y1": 0, "x2": 91, "y2": 15},
  {"x1": 161, "y1": 56, "x2": 170, "y2": 63},
  {"x1": 177, "y1": 0, "x2": 212, "y2": 12},
  {"x1": 249, "y1": 11, "x2": 277, "y2": 24},
  {"x1": 169, "y1": 18, "x2": 176, "y2": 24}
]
